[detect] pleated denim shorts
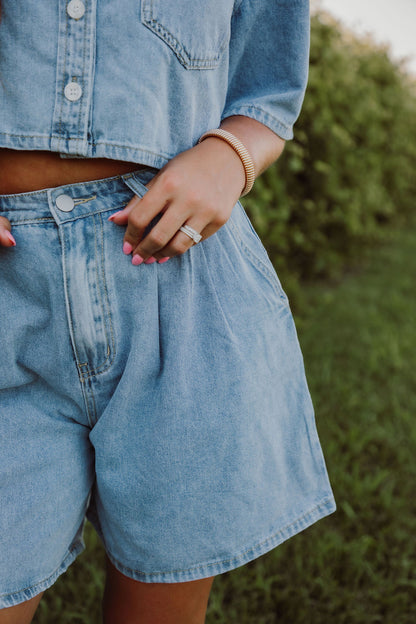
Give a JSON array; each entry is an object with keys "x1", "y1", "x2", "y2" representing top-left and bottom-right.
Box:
[{"x1": 0, "y1": 168, "x2": 336, "y2": 608}]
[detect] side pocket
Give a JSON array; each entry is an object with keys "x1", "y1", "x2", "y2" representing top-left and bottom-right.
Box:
[
  {"x1": 121, "y1": 169, "x2": 165, "y2": 236},
  {"x1": 227, "y1": 202, "x2": 289, "y2": 304}
]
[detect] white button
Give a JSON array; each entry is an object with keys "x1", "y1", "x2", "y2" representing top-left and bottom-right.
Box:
[
  {"x1": 67, "y1": 0, "x2": 85, "y2": 20},
  {"x1": 56, "y1": 194, "x2": 75, "y2": 212},
  {"x1": 64, "y1": 81, "x2": 82, "y2": 102}
]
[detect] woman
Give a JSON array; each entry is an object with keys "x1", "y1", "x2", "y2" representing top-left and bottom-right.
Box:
[{"x1": 0, "y1": 1, "x2": 336, "y2": 622}]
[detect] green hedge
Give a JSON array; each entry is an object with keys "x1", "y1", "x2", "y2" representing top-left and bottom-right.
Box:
[{"x1": 244, "y1": 12, "x2": 416, "y2": 281}]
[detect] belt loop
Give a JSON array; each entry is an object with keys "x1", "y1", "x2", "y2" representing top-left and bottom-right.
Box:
[{"x1": 121, "y1": 168, "x2": 157, "y2": 199}]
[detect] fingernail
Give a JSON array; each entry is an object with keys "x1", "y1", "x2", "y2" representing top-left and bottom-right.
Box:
[
  {"x1": 144, "y1": 256, "x2": 157, "y2": 264},
  {"x1": 6, "y1": 231, "x2": 16, "y2": 246},
  {"x1": 108, "y1": 210, "x2": 124, "y2": 222},
  {"x1": 123, "y1": 241, "x2": 133, "y2": 255},
  {"x1": 132, "y1": 254, "x2": 144, "y2": 266},
  {"x1": 158, "y1": 257, "x2": 170, "y2": 264}
]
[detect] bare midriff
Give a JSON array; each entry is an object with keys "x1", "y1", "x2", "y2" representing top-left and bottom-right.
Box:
[{"x1": 0, "y1": 148, "x2": 145, "y2": 194}]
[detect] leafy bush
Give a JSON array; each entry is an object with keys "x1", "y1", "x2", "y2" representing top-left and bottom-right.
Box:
[{"x1": 244, "y1": 12, "x2": 416, "y2": 281}]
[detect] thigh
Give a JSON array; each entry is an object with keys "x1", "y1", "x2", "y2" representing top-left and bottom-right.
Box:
[
  {"x1": 0, "y1": 593, "x2": 43, "y2": 624},
  {"x1": 103, "y1": 557, "x2": 214, "y2": 624}
]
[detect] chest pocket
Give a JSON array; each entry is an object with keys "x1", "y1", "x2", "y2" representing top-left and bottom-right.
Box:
[{"x1": 141, "y1": 0, "x2": 234, "y2": 70}]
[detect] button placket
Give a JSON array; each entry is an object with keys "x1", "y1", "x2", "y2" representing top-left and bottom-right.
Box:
[
  {"x1": 51, "y1": 0, "x2": 97, "y2": 156},
  {"x1": 65, "y1": 1, "x2": 85, "y2": 103}
]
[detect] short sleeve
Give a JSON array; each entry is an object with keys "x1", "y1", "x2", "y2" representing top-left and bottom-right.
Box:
[{"x1": 221, "y1": 0, "x2": 310, "y2": 140}]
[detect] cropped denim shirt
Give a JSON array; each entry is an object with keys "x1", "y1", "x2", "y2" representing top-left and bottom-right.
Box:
[{"x1": 0, "y1": 0, "x2": 310, "y2": 169}]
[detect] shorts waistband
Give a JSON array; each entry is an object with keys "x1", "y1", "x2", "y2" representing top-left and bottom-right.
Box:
[{"x1": 0, "y1": 166, "x2": 158, "y2": 223}]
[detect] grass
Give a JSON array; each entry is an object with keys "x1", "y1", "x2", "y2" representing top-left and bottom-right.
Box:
[{"x1": 33, "y1": 219, "x2": 416, "y2": 623}]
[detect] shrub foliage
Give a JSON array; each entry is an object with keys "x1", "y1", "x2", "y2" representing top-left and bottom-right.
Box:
[{"x1": 245, "y1": 12, "x2": 416, "y2": 280}]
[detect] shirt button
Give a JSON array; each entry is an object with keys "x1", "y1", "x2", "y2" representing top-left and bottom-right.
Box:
[
  {"x1": 67, "y1": 0, "x2": 85, "y2": 20},
  {"x1": 64, "y1": 81, "x2": 82, "y2": 102},
  {"x1": 56, "y1": 194, "x2": 75, "y2": 212}
]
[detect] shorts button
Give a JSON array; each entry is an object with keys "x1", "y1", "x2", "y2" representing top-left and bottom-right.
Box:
[
  {"x1": 64, "y1": 81, "x2": 82, "y2": 102},
  {"x1": 67, "y1": 0, "x2": 85, "y2": 20},
  {"x1": 56, "y1": 194, "x2": 75, "y2": 212}
]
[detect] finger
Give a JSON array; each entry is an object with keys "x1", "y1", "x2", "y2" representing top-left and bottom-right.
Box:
[
  {"x1": 0, "y1": 217, "x2": 16, "y2": 247},
  {"x1": 152, "y1": 202, "x2": 233, "y2": 261},
  {"x1": 107, "y1": 190, "x2": 144, "y2": 225},
  {"x1": 107, "y1": 172, "x2": 160, "y2": 225},
  {"x1": 130, "y1": 205, "x2": 190, "y2": 263},
  {"x1": 152, "y1": 218, "x2": 208, "y2": 262},
  {"x1": 156, "y1": 216, "x2": 231, "y2": 260},
  {"x1": 123, "y1": 188, "x2": 169, "y2": 255}
]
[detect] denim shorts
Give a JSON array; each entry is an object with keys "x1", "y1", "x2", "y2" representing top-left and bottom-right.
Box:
[{"x1": 0, "y1": 168, "x2": 336, "y2": 608}]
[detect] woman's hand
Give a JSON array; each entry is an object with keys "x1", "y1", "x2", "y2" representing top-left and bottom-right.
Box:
[
  {"x1": 108, "y1": 138, "x2": 246, "y2": 264},
  {"x1": 0, "y1": 216, "x2": 16, "y2": 247}
]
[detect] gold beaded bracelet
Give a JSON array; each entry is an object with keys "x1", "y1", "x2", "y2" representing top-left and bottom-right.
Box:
[{"x1": 197, "y1": 128, "x2": 256, "y2": 196}]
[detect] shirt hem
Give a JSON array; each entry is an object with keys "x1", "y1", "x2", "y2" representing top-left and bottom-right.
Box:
[{"x1": 0, "y1": 133, "x2": 172, "y2": 170}]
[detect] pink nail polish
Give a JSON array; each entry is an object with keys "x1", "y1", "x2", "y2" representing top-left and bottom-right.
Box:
[
  {"x1": 123, "y1": 241, "x2": 133, "y2": 255},
  {"x1": 132, "y1": 254, "x2": 143, "y2": 266},
  {"x1": 5, "y1": 231, "x2": 16, "y2": 246},
  {"x1": 144, "y1": 256, "x2": 157, "y2": 264},
  {"x1": 108, "y1": 210, "x2": 124, "y2": 222},
  {"x1": 158, "y1": 257, "x2": 170, "y2": 264}
]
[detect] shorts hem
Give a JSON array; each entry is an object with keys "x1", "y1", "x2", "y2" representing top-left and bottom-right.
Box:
[
  {"x1": 106, "y1": 495, "x2": 336, "y2": 583},
  {"x1": 0, "y1": 540, "x2": 85, "y2": 609}
]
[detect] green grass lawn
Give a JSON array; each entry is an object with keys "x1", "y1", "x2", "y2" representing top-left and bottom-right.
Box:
[{"x1": 34, "y1": 220, "x2": 416, "y2": 623}]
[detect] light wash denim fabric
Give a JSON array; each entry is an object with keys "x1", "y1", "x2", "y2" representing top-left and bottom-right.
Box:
[
  {"x1": 0, "y1": 0, "x2": 310, "y2": 165},
  {"x1": 0, "y1": 168, "x2": 335, "y2": 607}
]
